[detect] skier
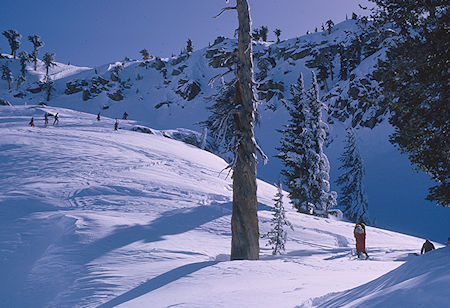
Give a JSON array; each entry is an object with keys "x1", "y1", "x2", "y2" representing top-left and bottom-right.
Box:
[
  {"x1": 122, "y1": 112, "x2": 128, "y2": 120},
  {"x1": 44, "y1": 113, "x2": 49, "y2": 126},
  {"x1": 53, "y1": 113, "x2": 59, "y2": 125},
  {"x1": 29, "y1": 117, "x2": 35, "y2": 127},
  {"x1": 420, "y1": 239, "x2": 435, "y2": 254},
  {"x1": 97, "y1": 112, "x2": 101, "y2": 121},
  {"x1": 114, "y1": 119, "x2": 119, "y2": 131},
  {"x1": 354, "y1": 223, "x2": 369, "y2": 259},
  {"x1": 447, "y1": 237, "x2": 450, "y2": 246}
]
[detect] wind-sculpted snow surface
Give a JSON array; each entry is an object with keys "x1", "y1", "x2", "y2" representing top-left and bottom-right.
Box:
[
  {"x1": 300, "y1": 246, "x2": 450, "y2": 308},
  {"x1": 0, "y1": 106, "x2": 447, "y2": 307}
]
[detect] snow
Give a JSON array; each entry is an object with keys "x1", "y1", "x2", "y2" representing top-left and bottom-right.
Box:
[
  {"x1": 301, "y1": 246, "x2": 450, "y2": 307},
  {"x1": 1, "y1": 105, "x2": 448, "y2": 307}
]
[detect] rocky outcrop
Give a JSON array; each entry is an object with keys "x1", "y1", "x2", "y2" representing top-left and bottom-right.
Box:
[
  {"x1": 27, "y1": 85, "x2": 42, "y2": 94},
  {"x1": 107, "y1": 90, "x2": 124, "y2": 101},
  {"x1": 65, "y1": 81, "x2": 84, "y2": 95},
  {"x1": 176, "y1": 80, "x2": 201, "y2": 101}
]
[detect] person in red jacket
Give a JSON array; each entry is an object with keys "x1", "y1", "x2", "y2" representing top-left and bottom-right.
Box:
[{"x1": 354, "y1": 223, "x2": 369, "y2": 259}]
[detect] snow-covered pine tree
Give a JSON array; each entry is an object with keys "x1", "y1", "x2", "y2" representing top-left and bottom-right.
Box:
[
  {"x1": 40, "y1": 77, "x2": 54, "y2": 101},
  {"x1": 1, "y1": 64, "x2": 13, "y2": 90},
  {"x1": 16, "y1": 75, "x2": 25, "y2": 90},
  {"x1": 278, "y1": 73, "x2": 308, "y2": 213},
  {"x1": 326, "y1": 19, "x2": 334, "y2": 34},
  {"x1": 278, "y1": 72, "x2": 337, "y2": 217},
  {"x1": 306, "y1": 72, "x2": 338, "y2": 216},
  {"x1": 263, "y1": 183, "x2": 293, "y2": 255},
  {"x1": 42, "y1": 52, "x2": 56, "y2": 78},
  {"x1": 336, "y1": 128, "x2": 370, "y2": 223},
  {"x1": 18, "y1": 51, "x2": 29, "y2": 78},
  {"x1": 2, "y1": 29, "x2": 21, "y2": 58},
  {"x1": 28, "y1": 35, "x2": 44, "y2": 71}
]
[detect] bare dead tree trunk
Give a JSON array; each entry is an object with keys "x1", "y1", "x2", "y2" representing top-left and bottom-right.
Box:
[{"x1": 231, "y1": 0, "x2": 259, "y2": 260}]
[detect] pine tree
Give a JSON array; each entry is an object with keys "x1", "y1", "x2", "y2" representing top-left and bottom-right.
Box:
[
  {"x1": 28, "y1": 35, "x2": 44, "y2": 71},
  {"x1": 259, "y1": 26, "x2": 268, "y2": 42},
  {"x1": 40, "y1": 77, "x2": 54, "y2": 101},
  {"x1": 370, "y1": 0, "x2": 449, "y2": 206},
  {"x1": 326, "y1": 20, "x2": 334, "y2": 34},
  {"x1": 263, "y1": 183, "x2": 293, "y2": 255},
  {"x1": 1, "y1": 64, "x2": 13, "y2": 90},
  {"x1": 213, "y1": 0, "x2": 261, "y2": 260},
  {"x1": 336, "y1": 128, "x2": 370, "y2": 223},
  {"x1": 16, "y1": 75, "x2": 26, "y2": 90},
  {"x1": 274, "y1": 28, "x2": 281, "y2": 43},
  {"x1": 42, "y1": 52, "x2": 56, "y2": 78},
  {"x1": 18, "y1": 51, "x2": 29, "y2": 78},
  {"x1": 2, "y1": 30, "x2": 21, "y2": 58},
  {"x1": 232, "y1": 0, "x2": 260, "y2": 260},
  {"x1": 278, "y1": 72, "x2": 337, "y2": 216},
  {"x1": 316, "y1": 57, "x2": 329, "y2": 91},
  {"x1": 338, "y1": 43, "x2": 348, "y2": 80},
  {"x1": 306, "y1": 72, "x2": 337, "y2": 216},
  {"x1": 252, "y1": 28, "x2": 261, "y2": 41},
  {"x1": 139, "y1": 49, "x2": 152, "y2": 61},
  {"x1": 202, "y1": 82, "x2": 237, "y2": 154},
  {"x1": 278, "y1": 74, "x2": 308, "y2": 213},
  {"x1": 348, "y1": 37, "x2": 361, "y2": 71},
  {"x1": 186, "y1": 39, "x2": 193, "y2": 53}
]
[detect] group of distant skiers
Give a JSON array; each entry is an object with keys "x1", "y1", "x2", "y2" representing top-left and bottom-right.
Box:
[
  {"x1": 29, "y1": 111, "x2": 128, "y2": 130},
  {"x1": 29, "y1": 112, "x2": 59, "y2": 127},
  {"x1": 354, "y1": 222, "x2": 444, "y2": 259}
]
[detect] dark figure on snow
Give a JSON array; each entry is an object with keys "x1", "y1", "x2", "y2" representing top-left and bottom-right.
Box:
[
  {"x1": 53, "y1": 113, "x2": 59, "y2": 125},
  {"x1": 44, "y1": 113, "x2": 48, "y2": 126},
  {"x1": 29, "y1": 117, "x2": 35, "y2": 127},
  {"x1": 97, "y1": 112, "x2": 101, "y2": 121},
  {"x1": 421, "y1": 240, "x2": 435, "y2": 254},
  {"x1": 122, "y1": 112, "x2": 128, "y2": 120},
  {"x1": 354, "y1": 223, "x2": 369, "y2": 259},
  {"x1": 447, "y1": 237, "x2": 450, "y2": 246},
  {"x1": 114, "y1": 119, "x2": 119, "y2": 131}
]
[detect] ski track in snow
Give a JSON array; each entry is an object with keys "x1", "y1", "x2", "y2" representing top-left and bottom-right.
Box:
[{"x1": 0, "y1": 106, "x2": 447, "y2": 308}]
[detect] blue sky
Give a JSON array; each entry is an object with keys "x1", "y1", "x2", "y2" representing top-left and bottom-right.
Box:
[{"x1": 1, "y1": 0, "x2": 372, "y2": 67}]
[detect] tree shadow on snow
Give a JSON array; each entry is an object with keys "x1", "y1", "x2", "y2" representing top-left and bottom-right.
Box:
[
  {"x1": 82, "y1": 200, "x2": 271, "y2": 265},
  {"x1": 97, "y1": 260, "x2": 220, "y2": 307},
  {"x1": 81, "y1": 202, "x2": 233, "y2": 265}
]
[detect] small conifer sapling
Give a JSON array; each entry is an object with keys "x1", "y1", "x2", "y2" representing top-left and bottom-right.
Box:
[{"x1": 263, "y1": 183, "x2": 293, "y2": 255}]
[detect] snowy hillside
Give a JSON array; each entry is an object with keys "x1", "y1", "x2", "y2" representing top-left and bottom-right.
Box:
[
  {"x1": 0, "y1": 19, "x2": 449, "y2": 243},
  {"x1": 1, "y1": 105, "x2": 448, "y2": 307}
]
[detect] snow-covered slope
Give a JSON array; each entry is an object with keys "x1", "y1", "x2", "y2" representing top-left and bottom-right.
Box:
[
  {"x1": 1, "y1": 19, "x2": 449, "y2": 243},
  {"x1": 302, "y1": 246, "x2": 450, "y2": 308},
  {"x1": 1, "y1": 105, "x2": 447, "y2": 308}
]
